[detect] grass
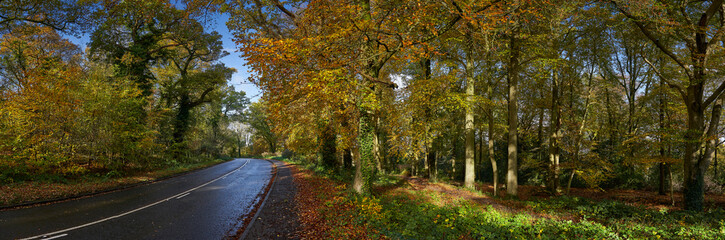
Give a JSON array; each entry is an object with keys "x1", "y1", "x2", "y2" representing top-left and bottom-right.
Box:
[
  {"x1": 286, "y1": 158, "x2": 725, "y2": 239},
  {"x1": 0, "y1": 158, "x2": 228, "y2": 207}
]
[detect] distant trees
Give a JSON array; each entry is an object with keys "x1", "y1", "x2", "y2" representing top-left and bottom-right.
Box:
[{"x1": 246, "y1": 102, "x2": 278, "y2": 154}]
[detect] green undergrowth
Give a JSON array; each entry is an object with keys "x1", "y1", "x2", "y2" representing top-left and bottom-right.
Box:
[
  {"x1": 286, "y1": 159, "x2": 725, "y2": 239},
  {"x1": 369, "y1": 188, "x2": 723, "y2": 239},
  {"x1": 524, "y1": 196, "x2": 725, "y2": 239}
]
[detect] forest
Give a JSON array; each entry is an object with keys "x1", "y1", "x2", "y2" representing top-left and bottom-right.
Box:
[
  {"x1": 2, "y1": 0, "x2": 725, "y2": 237},
  {"x1": 228, "y1": 0, "x2": 725, "y2": 214}
]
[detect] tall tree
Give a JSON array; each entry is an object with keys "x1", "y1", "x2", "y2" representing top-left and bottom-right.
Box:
[
  {"x1": 612, "y1": 0, "x2": 725, "y2": 211},
  {"x1": 156, "y1": 22, "x2": 234, "y2": 147}
]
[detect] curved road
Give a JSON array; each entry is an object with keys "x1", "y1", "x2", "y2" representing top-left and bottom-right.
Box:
[{"x1": 0, "y1": 158, "x2": 272, "y2": 240}]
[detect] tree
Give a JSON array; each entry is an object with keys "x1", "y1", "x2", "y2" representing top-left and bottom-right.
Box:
[
  {"x1": 612, "y1": 0, "x2": 725, "y2": 211},
  {"x1": 155, "y1": 22, "x2": 234, "y2": 147},
  {"x1": 0, "y1": 25, "x2": 83, "y2": 172}
]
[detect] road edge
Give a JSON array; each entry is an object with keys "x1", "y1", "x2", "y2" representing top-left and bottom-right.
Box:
[{"x1": 231, "y1": 158, "x2": 278, "y2": 240}]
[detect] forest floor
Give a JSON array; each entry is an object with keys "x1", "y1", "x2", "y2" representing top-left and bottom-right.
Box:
[
  {"x1": 289, "y1": 162, "x2": 725, "y2": 239},
  {"x1": 0, "y1": 158, "x2": 227, "y2": 208},
  {"x1": 406, "y1": 177, "x2": 725, "y2": 213}
]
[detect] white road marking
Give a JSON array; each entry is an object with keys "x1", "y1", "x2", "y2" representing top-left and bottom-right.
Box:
[
  {"x1": 39, "y1": 233, "x2": 67, "y2": 240},
  {"x1": 175, "y1": 193, "x2": 191, "y2": 199},
  {"x1": 19, "y1": 159, "x2": 251, "y2": 240}
]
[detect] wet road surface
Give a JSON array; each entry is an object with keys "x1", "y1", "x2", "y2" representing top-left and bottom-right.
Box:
[{"x1": 0, "y1": 158, "x2": 272, "y2": 240}]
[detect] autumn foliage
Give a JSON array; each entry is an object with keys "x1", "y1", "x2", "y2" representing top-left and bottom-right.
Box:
[{"x1": 0, "y1": 1, "x2": 250, "y2": 183}]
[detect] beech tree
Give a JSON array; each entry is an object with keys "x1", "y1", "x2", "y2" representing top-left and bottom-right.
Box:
[{"x1": 612, "y1": 0, "x2": 725, "y2": 211}]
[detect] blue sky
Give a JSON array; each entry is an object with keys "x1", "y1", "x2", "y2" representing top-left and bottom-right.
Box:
[{"x1": 64, "y1": 12, "x2": 262, "y2": 102}]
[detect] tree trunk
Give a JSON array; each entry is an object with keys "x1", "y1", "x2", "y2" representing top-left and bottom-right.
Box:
[
  {"x1": 268, "y1": 141, "x2": 277, "y2": 153},
  {"x1": 659, "y1": 162, "x2": 667, "y2": 195},
  {"x1": 422, "y1": 57, "x2": 436, "y2": 180},
  {"x1": 682, "y1": 85, "x2": 710, "y2": 211},
  {"x1": 427, "y1": 140, "x2": 436, "y2": 181},
  {"x1": 549, "y1": 65, "x2": 561, "y2": 193},
  {"x1": 537, "y1": 94, "x2": 544, "y2": 169},
  {"x1": 659, "y1": 77, "x2": 667, "y2": 195},
  {"x1": 715, "y1": 146, "x2": 719, "y2": 184},
  {"x1": 173, "y1": 95, "x2": 192, "y2": 146},
  {"x1": 353, "y1": 111, "x2": 376, "y2": 193},
  {"x1": 488, "y1": 97, "x2": 497, "y2": 197},
  {"x1": 423, "y1": 144, "x2": 429, "y2": 178},
  {"x1": 464, "y1": 46, "x2": 476, "y2": 189},
  {"x1": 344, "y1": 148, "x2": 353, "y2": 169},
  {"x1": 566, "y1": 169, "x2": 575, "y2": 195},
  {"x1": 670, "y1": 164, "x2": 675, "y2": 206},
  {"x1": 567, "y1": 66, "x2": 595, "y2": 194},
  {"x1": 506, "y1": 31, "x2": 519, "y2": 197},
  {"x1": 320, "y1": 120, "x2": 337, "y2": 169},
  {"x1": 373, "y1": 117, "x2": 383, "y2": 173}
]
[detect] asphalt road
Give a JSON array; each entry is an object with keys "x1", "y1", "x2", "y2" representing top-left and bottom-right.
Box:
[{"x1": 0, "y1": 158, "x2": 273, "y2": 240}]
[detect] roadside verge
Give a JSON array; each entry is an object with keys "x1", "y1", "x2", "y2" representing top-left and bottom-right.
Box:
[{"x1": 1, "y1": 158, "x2": 232, "y2": 210}]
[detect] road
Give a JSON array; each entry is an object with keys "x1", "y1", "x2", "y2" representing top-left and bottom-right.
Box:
[{"x1": 0, "y1": 158, "x2": 273, "y2": 240}]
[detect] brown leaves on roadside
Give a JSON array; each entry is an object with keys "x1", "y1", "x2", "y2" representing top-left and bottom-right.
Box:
[{"x1": 292, "y1": 166, "x2": 385, "y2": 240}]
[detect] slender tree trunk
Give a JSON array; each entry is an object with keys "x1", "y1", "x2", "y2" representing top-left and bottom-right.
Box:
[
  {"x1": 421, "y1": 57, "x2": 436, "y2": 180},
  {"x1": 487, "y1": 77, "x2": 498, "y2": 196},
  {"x1": 659, "y1": 163, "x2": 667, "y2": 195},
  {"x1": 566, "y1": 66, "x2": 594, "y2": 194},
  {"x1": 427, "y1": 140, "x2": 436, "y2": 181},
  {"x1": 670, "y1": 164, "x2": 675, "y2": 206},
  {"x1": 537, "y1": 97, "x2": 544, "y2": 168},
  {"x1": 659, "y1": 77, "x2": 667, "y2": 195},
  {"x1": 715, "y1": 146, "x2": 719, "y2": 184},
  {"x1": 464, "y1": 45, "x2": 476, "y2": 189},
  {"x1": 423, "y1": 144, "x2": 429, "y2": 178},
  {"x1": 476, "y1": 129, "x2": 484, "y2": 179},
  {"x1": 506, "y1": 31, "x2": 519, "y2": 196},
  {"x1": 342, "y1": 119, "x2": 353, "y2": 169},
  {"x1": 566, "y1": 169, "x2": 575, "y2": 195},
  {"x1": 549, "y1": 66, "x2": 561, "y2": 193}
]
